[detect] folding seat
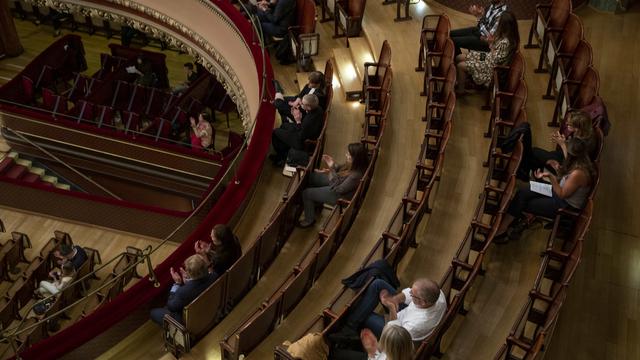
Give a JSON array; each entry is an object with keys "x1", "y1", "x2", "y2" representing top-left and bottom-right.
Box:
[
  {"x1": 416, "y1": 14, "x2": 450, "y2": 72},
  {"x1": 421, "y1": 38, "x2": 454, "y2": 97},
  {"x1": 364, "y1": 68, "x2": 392, "y2": 134},
  {"x1": 41, "y1": 87, "x2": 57, "y2": 111},
  {"x1": 74, "y1": 100, "x2": 96, "y2": 124},
  {"x1": 542, "y1": 13, "x2": 584, "y2": 96},
  {"x1": 526, "y1": 0, "x2": 572, "y2": 54},
  {"x1": 96, "y1": 105, "x2": 115, "y2": 128},
  {"x1": 334, "y1": 0, "x2": 367, "y2": 47},
  {"x1": 362, "y1": 40, "x2": 391, "y2": 106},
  {"x1": 21, "y1": 75, "x2": 35, "y2": 104},
  {"x1": 550, "y1": 58, "x2": 597, "y2": 127},
  {"x1": 482, "y1": 51, "x2": 525, "y2": 111},
  {"x1": 423, "y1": 64, "x2": 455, "y2": 121},
  {"x1": 287, "y1": 0, "x2": 319, "y2": 72},
  {"x1": 486, "y1": 79, "x2": 527, "y2": 138}
]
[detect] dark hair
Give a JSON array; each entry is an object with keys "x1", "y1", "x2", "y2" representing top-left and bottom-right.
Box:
[
  {"x1": 308, "y1": 71, "x2": 326, "y2": 88},
  {"x1": 58, "y1": 244, "x2": 73, "y2": 257},
  {"x1": 212, "y1": 224, "x2": 237, "y2": 248},
  {"x1": 184, "y1": 62, "x2": 194, "y2": 70},
  {"x1": 347, "y1": 142, "x2": 369, "y2": 174},
  {"x1": 494, "y1": 11, "x2": 519, "y2": 57},
  {"x1": 61, "y1": 262, "x2": 75, "y2": 276},
  {"x1": 561, "y1": 138, "x2": 595, "y2": 182},
  {"x1": 200, "y1": 112, "x2": 211, "y2": 122}
]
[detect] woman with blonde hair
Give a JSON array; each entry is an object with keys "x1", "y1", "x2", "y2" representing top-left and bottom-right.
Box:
[{"x1": 361, "y1": 324, "x2": 414, "y2": 360}]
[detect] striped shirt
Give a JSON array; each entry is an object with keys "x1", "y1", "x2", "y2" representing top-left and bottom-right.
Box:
[{"x1": 478, "y1": 3, "x2": 508, "y2": 37}]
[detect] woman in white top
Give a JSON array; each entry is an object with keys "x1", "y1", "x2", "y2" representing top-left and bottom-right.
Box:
[
  {"x1": 362, "y1": 325, "x2": 413, "y2": 360},
  {"x1": 36, "y1": 262, "x2": 75, "y2": 298}
]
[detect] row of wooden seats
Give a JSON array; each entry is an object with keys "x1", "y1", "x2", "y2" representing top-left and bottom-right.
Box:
[
  {"x1": 526, "y1": 0, "x2": 602, "y2": 128},
  {"x1": 219, "y1": 43, "x2": 393, "y2": 358},
  {"x1": 0, "y1": 233, "x2": 151, "y2": 359},
  {"x1": 159, "y1": 60, "x2": 336, "y2": 357},
  {"x1": 275, "y1": 22, "x2": 458, "y2": 357}
]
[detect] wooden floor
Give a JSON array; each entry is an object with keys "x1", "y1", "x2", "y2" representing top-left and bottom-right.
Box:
[{"x1": 0, "y1": 2, "x2": 638, "y2": 360}]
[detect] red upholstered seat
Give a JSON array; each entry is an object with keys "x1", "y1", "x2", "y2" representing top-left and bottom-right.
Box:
[
  {"x1": 6, "y1": 165, "x2": 28, "y2": 180},
  {"x1": 0, "y1": 158, "x2": 14, "y2": 174}
]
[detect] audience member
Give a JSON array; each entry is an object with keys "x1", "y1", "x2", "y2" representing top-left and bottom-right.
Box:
[
  {"x1": 173, "y1": 62, "x2": 200, "y2": 95},
  {"x1": 194, "y1": 224, "x2": 242, "y2": 275},
  {"x1": 150, "y1": 254, "x2": 216, "y2": 326},
  {"x1": 189, "y1": 112, "x2": 214, "y2": 151},
  {"x1": 298, "y1": 143, "x2": 368, "y2": 228},
  {"x1": 255, "y1": 0, "x2": 297, "y2": 39},
  {"x1": 270, "y1": 93, "x2": 324, "y2": 166},
  {"x1": 450, "y1": 0, "x2": 509, "y2": 56},
  {"x1": 273, "y1": 72, "x2": 327, "y2": 123},
  {"x1": 455, "y1": 11, "x2": 519, "y2": 94},
  {"x1": 332, "y1": 278, "x2": 446, "y2": 341},
  {"x1": 54, "y1": 243, "x2": 88, "y2": 271},
  {"x1": 132, "y1": 55, "x2": 156, "y2": 87},
  {"x1": 361, "y1": 325, "x2": 413, "y2": 360},
  {"x1": 530, "y1": 110, "x2": 598, "y2": 174},
  {"x1": 35, "y1": 262, "x2": 75, "y2": 298},
  {"x1": 494, "y1": 138, "x2": 595, "y2": 244}
]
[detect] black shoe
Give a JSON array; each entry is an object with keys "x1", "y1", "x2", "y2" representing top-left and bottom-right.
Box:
[
  {"x1": 272, "y1": 79, "x2": 284, "y2": 94},
  {"x1": 296, "y1": 219, "x2": 315, "y2": 228}
]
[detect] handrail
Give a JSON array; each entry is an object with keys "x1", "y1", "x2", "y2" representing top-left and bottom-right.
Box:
[
  {"x1": 9, "y1": 128, "x2": 122, "y2": 200},
  {"x1": 0, "y1": 0, "x2": 272, "y2": 352}
]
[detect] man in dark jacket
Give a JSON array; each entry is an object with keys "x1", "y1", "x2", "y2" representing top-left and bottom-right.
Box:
[
  {"x1": 270, "y1": 93, "x2": 324, "y2": 166},
  {"x1": 256, "y1": 0, "x2": 296, "y2": 38},
  {"x1": 150, "y1": 254, "x2": 217, "y2": 325},
  {"x1": 54, "y1": 244, "x2": 88, "y2": 271}
]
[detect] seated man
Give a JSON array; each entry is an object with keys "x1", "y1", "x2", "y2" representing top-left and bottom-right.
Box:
[
  {"x1": 172, "y1": 62, "x2": 199, "y2": 95},
  {"x1": 450, "y1": 0, "x2": 508, "y2": 56},
  {"x1": 150, "y1": 255, "x2": 217, "y2": 326},
  {"x1": 270, "y1": 93, "x2": 324, "y2": 166},
  {"x1": 273, "y1": 71, "x2": 327, "y2": 123},
  {"x1": 335, "y1": 278, "x2": 447, "y2": 341},
  {"x1": 54, "y1": 243, "x2": 88, "y2": 271},
  {"x1": 256, "y1": 0, "x2": 296, "y2": 39}
]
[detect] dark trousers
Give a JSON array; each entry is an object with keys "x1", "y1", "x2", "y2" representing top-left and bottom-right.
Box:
[
  {"x1": 346, "y1": 279, "x2": 406, "y2": 338},
  {"x1": 507, "y1": 187, "x2": 569, "y2": 219},
  {"x1": 271, "y1": 123, "x2": 300, "y2": 161},
  {"x1": 450, "y1": 26, "x2": 490, "y2": 56},
  {"x1": 150, "y1": 307, "x2": 181, "y2": 326}
]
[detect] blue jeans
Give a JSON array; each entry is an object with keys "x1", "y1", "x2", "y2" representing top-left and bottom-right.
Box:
[{"x1": 346, "y1": 279, "x2": 406, "y2": 338}]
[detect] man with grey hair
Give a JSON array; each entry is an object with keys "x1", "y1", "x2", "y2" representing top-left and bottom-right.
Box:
[
  {"x1": 332, "y1": 277, "x2": 447, "y2": 341},
  {"x1": 270, "y1": 93, "x2": 324, "y2": 166}
]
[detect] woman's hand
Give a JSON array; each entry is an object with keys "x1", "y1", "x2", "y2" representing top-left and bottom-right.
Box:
[
  {"x1": 322, "y1": 154, "x2": 335, "y2": 168},
  {"x1": 189, "y1": 117, "x2": 196, "y2": 127},
  {"x1": 551, "y1": 131, "x2": 566, "y2": 145},
  {"x1": 534, "y1": 169, "x2": 552, "y2": 181},
  {"x1": 360, "y1": 329, "x2": 379, "y2": 357},
  {"x1": 546, "y1": 159, "x2": 561, "y2": 172}
]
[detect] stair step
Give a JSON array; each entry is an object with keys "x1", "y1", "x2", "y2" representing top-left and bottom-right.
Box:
[
  {"x1": 7, "y1": 151, "x2": 19, "y2": 159},
  {"x1": 6, "y1": 165, "x2": 28, "y2": 180},
  {"x1": 332, "y1": 47, "x2": 362, "y2": 100},
  {"x1": 42, "y1": 175, "x2": 58, "y2": 184},
  {"x1": 0, "y1": 157, "x2": 13, "y2": 174},
  {"x1": 55, "y1": 183, "x2": 71, "y2": 191},
  {"x1": 23, "y1": 172, "x2": 40, "y2": 183},
  {"x1": 15, "y1": 159, "x2": 32, "y2": 168},
  {"x1": 348, "y1": 38, "x2": 375, "y2": 81},
  {"x1": 296, "y1": 72, "x2": 311, "y2": 92},
  {"x1": 29, "y1": 167, "x2": 45, "y2": 176}
]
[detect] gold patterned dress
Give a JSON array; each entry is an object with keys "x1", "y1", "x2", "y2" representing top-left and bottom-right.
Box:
[{"x1": 465, "y1": 38, "x2": 512, "y2": 86}]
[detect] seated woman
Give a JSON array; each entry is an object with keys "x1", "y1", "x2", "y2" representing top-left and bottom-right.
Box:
[
  {"x1": 274, "y1": 71, "x2": 327, "y2": 123},
  {"x1": 298, "y1": 142, "x2": 368, "y2": 228},
  {"x1": 529, "y1": 110, "x2": 598, "y2": 174},
  {"x1": 454, "y1": 11, "x2": 519, "y2": 95},
  {"x1": 361, "y1": 325, "x2": 413, "y2": 360},
  {"x1": 495, "y1": 138, "x2": 595, "y2": 244},
  {"x1": 150, "y1": 254, "x2": 216, "y2": 326},
  {"x1": 35, "y1": 262, "x2": 75, "y2": 298},
  {"x1": 189, "y1": 112, "x2": 214, "y2": 151},
  {"x1": 194, "y1": 224, "x2": 242, "y2": 275}
]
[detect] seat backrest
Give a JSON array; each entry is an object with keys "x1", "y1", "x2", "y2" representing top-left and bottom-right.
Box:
[
  {"x1": 438, "y1": 39, "x2": 455, "y2": 73},
  {"x1": 505, "y1": 51, "x2": 525, "y2": 93},
  {"x1": 559, "y1": 13, "x2": 583, "y2": 54},
  {"x1": 21, "y1": 75, "x2": 35, "y2": 102},
  {"x1": 346, "y1": 0, "x2": 366, "y2": 17},
  {"x1": 41, "y1": 88, "x2": 57, "y2": 111},
  {"x1": 548, "y1": 0, "x2": 572, "y2": 29},
  {"x1": 225, "y1": 244, "x2": 258, "y2": 307},
  {"x1": 566, "y1": 40, "x2": 593, "y2": 81},
  {"x1": 298, "y1": 0, "x2": 316, "y2": 34},
  {"x1": 184, "y1": 273, "x2": 227, "y2": 339},
  {"x1": 574, "y1": 66, "x2": 599, "y2": 108},
  {"x1": 323, "y1": 60, "x2": 334, "y2": 92},
  {"x1": 507, "y1": 80, "x2": 528, "y2": 122},
  {"x1": 76, "y1": 100, "x2": 95, "y2": 123}
]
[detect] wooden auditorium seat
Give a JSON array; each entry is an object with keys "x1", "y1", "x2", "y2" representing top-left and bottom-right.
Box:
[{"x1": 416, "y1": 14, "x2": 450, "y2": 72}]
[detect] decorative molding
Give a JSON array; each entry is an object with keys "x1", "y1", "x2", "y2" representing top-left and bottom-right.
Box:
[{"x1": 23, "y1": 0, "x2": 257, "y2": 132}]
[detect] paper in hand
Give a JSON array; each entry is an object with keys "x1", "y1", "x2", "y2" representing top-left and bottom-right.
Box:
[{"x1": 530, "y1": 181, "x2": 552, "y2": 197}]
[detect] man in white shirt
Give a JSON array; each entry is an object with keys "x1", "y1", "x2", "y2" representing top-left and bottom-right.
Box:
[{"x1": 334, "y1": 278, "x2": 447, "y2": 341}]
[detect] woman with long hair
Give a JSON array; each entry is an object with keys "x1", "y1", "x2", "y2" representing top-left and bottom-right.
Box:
[
  {"x1": 495, "y1": 138, "x2": 595, "y2": 243},
  {"x1": 194, "y1": 224, "x2": 242, "y2": 275},
  {"x1": 455, "y1": 10, "x2": 520, "y2": 94},
  {"x1": 361, "y1": 325, "x2": 414, "y2": 360},
  {"x1": 298, "y1": 142, "x2": 369, "y2": 228}
]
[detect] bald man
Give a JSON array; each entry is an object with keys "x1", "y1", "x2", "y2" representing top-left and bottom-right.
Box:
[{"x1": 335, "y1": 278, "x2": 447, "y2": 341}]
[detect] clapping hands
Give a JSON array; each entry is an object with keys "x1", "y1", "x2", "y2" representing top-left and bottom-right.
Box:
[
  {"x1": 534, "y1": 169, "x2": 552, "y2": 181},
  {"x1": 322, "y1": 154, "x2": 335, "y2": 168},
  {"x1": 170, "y1": 267, "x2": 185, "y2": 285},
  {"x1": 468, "y1": 4, "x2": 484, "y2": 17}
]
